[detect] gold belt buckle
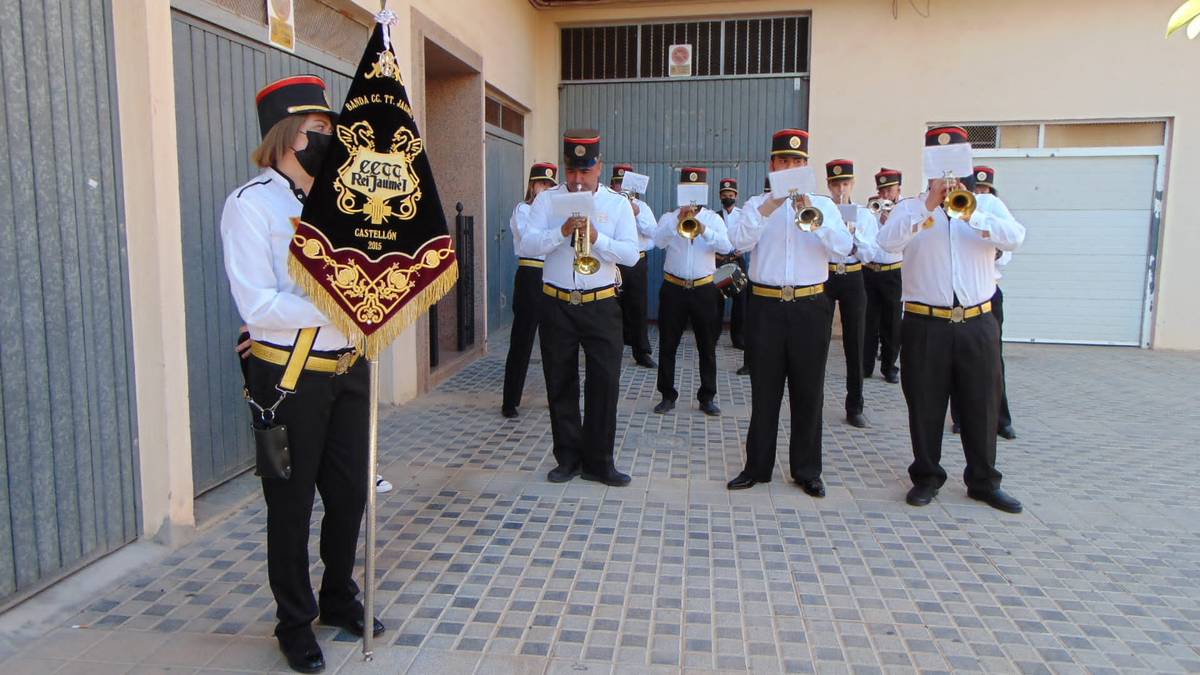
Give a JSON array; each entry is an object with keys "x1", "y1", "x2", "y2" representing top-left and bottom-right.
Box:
[
  {"x1": 950, "y1": 306, "x2": 965, "y2": 323},
  {"x1": 836, "y1": 263, "x2": 846, "y2": 275},
  {"x1": 335, "y1": 351, "x2": 355, "y2": 375},
  {"x1": 684, "y1": 278, "x2": 694, "y2": 289},
  {"x1": 569, "y1": 290, "x2": 582, "y2": 306},
  {"x1": 781, "y1": 285, "x2": 795, "y2": 302}
]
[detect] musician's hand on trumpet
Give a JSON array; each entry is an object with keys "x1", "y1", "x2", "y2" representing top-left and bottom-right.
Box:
[
  {"x1": 676, "y1": 205, "x2": 705, "y2": 240},
  {"x1": 925, "y1": 179, "x2": 950, "y2": 213},
  {"x1": 560, "y1": 215, "x2": 596, "y2": 243}
]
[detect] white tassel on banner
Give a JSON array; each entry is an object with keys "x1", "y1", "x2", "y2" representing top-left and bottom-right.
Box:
[{"x1": 375, "y1": 8, "x2": 399, "y2": 58}]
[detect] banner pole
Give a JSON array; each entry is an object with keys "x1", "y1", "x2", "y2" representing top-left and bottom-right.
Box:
[{"x1": 362, "y1": 356, "x2": 380, "y2": 661}]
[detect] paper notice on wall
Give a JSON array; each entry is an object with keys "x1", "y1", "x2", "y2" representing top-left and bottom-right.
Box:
[{"x1": 268, "y1": 0, "x2": 296, "y2": 52}]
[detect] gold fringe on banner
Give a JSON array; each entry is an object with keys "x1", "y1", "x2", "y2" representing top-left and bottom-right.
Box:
[{"x1": 288, "y1": 254, "x2": 458, "y2": 360}]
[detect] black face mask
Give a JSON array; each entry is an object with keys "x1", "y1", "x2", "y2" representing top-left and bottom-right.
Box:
[
  {"x1": 294, "y1": 130, "x2": 333, "y2": 177},
  {"x1": 720, "y1": 198, "x2": 736, "y2": 208}
]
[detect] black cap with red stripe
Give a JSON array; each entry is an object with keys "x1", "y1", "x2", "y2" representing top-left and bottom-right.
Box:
[
  {"x1": 529, "y1": 162, "x2": 558, "y2": 185},
  {"x1": 255, "y1": 75, "x2": 337, "y2": 137},
  {"x1": 925, "y1": 126, "x2": 969, "y2": 147},
  {"x1": 719, "y1": 178, "x2": 738, "y2": 194},
  {"x1": 771, "y1": 128, "x2": 809, "y2": 157},
  {"x1": 973, "y1": 165, "x2": 995, "y2": 187},
  {"x1": 680, "y1": 167, "x2": 708, "y2": 185},
  {"x1": 826, "y1": 159, "x2": 854, "y2": 181},
  {"x1": 563, "y1": 129, "x2": 601, "y2": 169},
  {"x1": 611, "y1": 163, "x2": 633, "y2": 183},
  {"x1": 875, "y1": 168, "x2": 902, "y2": 189}
]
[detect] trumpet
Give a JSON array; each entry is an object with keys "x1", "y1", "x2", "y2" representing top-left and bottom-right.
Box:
[
  {"x1": 867, "y1": 197, "x2": 895, "y2": 216},
  {"x1": 942, "y1": 173, "x2": 976, "y2": 221},
  {"x1": 677, "y1": 205, "x2": 704, "y2": 241},
  {"x1": 571, "y1": 184, "x2": 600, "y2": 275},
  {"x1": 789, "y1": 190, "x2": 823, "y2": 231}
]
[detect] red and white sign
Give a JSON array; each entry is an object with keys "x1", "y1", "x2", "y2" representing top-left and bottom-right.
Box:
[{"x1": 668, "y1": 44, "x2": 692, "y2": 77}]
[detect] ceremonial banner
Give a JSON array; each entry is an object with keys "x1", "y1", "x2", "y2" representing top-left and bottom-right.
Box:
[{"x1": 289, "y1": 16, "x2": 457, "y2": 358}]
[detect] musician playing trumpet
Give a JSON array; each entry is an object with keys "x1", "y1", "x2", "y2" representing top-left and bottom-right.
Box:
[
  {"x1": 876, "y1": 127, "x2": 1025, "y2": 514},
  {"x1": 824, "y1": 160, "x2": 881, "y2": 430},
  {"x1": 651, "y1": 167, "x2": 731, "y2": 417},
  {"x1": 518, "y1": 129, "x2": 639, "y2": 487},
  {"x1": 864, "y1": 169, "x2": 906, "y2": 383},
  {"x1": 725, "y1": 129, "x2": 853, "y2": 497}
]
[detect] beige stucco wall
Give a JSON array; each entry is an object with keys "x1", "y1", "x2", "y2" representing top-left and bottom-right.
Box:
[{"x1": 529, "y1": 0, "x2": 1198, "y2": 349}]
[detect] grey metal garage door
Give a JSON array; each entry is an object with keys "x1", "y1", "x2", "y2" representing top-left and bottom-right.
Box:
[
  {"x1": 0, "y1": 0, "x2": 138, "y2": 607},
  {"x1": 985, "y1": 155, "x2": 1157, "y2": 346},
  {"x1": 171, "y1": 10, "x2": 353, "y2": 494},
  {"x1": 560, "y1": 76, "x2": 808, "y2": 319}
]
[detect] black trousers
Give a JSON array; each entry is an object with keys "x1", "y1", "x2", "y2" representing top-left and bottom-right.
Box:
[
  {"x1": 742, "y1": 292, "x2": 833, "y2": 482},
  {"x1": 502, "y1": 265, "x2": 542, "y2": 410},
  {"x1": 618, "y1": 254, "x2": 652, "y2": 359},
  {"x1": 826, "y1": 269, "x2": 867, "y2": 415},
  {"x1": 657, "y1": 281, "x2": 720, "y2": 403},
  {"x1": 538, "y1": 293, "x2": 624, "y2": 473},
  {"x1": 715, "y1": 255, "x2": 748, "y2": 349},
  {"x1": 901, "y1": 311, "x2": 1004, "y2": 492},
  {"x1": 247, "y1": 353, "x2": 368, "y2": 646},
  {"x1": 951, "y1": 287, "x2": 1013, "y2": 430},
  {"x1": 863, "y1": 267, "x2": 903, "y2": 378}
]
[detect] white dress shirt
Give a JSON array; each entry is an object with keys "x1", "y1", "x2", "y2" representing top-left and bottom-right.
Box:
[
  {"x1": 728, "y1": 193, "x2": 854, "y2": 286},
  {"x1": 653, "y1": 207, "x2": 732, "y2": 281},
  {"x1": 632, "y1": 197, "x2": 657, "y2": 253},
  {"x1": 995, "y1": 250, "x2": 1013, "y2": 282},
  {"x1": 871, "y1": 207, "x2": 904, "y2": 265},
  {"x1": 830, "y1": 204, "x2": 881, "y2": 265},
  {"x1": 518, "y1": 184, "x2": 640, "y2": 290},
  {"x1": 509, "y1": 201, "x2": 542, "y2": 261},
  {"x1": 220, "y1": 168, "x2": 352, "y2": 351},
  {"x1": 876, "y1": 192, "x2": 1024, "y2": 307}
]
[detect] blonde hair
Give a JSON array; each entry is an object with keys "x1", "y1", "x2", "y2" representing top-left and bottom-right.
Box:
[{"x1": 251, "y1": 115, "x2": 307, "y2": 168}]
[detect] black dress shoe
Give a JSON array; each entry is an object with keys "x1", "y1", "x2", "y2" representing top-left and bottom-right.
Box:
[
  {"x1": 846, "y1": 412, "x2": 870, "y2": 428},
  {"x1": 906, "y1": 484, "x2": 937, "y2": 506},
  {"x1": 282, "y1": 647, "x2": 324, "y2": 674},
  {"x1": 547, "y1": 464, "x2": 581, "y2": 483},
  {"x1": 501, "y1": 406, "x2": 518, "y2": 418},
  {"x1": 967, "y1": 487, "x2": 1023, "y2": 513},
  {"x1": 699, "y1": 401, "x2": 721, "y2": 416},
  {"x1": 726, "y1": 472, "x2": 757, "y2": 490},
  {"x1": 798, "y1": 478, "x2": 825, "y2": 498},
  {"x1": 319, "y1": 613, "x2": 385, "y2": 638},
  {"x1": 580, "y1": 469, "x2": 632, "y2": 487},
  {"x1": 278, "y1": 635, "x2": 325, "y2": 675},
  {"x1": 997, "y1": 425, "x2": 1017, "y2": 440},
  {"x1": 653, "y1": 399, "x2": 675, "y2": 414},
  {"x1": 884, "y1": 371, "x2": 900, "y2": 384},
  {"x1": 635, "y1": 355, "x2": 657, "y2": 368},
  {"x1": 736, "y1": 365, "x2": 750, "y2": 376},
  {"x1": 951, "y1": 423, "x2": 961, "y2": 434}
]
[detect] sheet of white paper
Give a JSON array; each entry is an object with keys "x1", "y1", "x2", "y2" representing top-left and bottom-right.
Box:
[
  {"x1": 551, "y1": 190, "x2": 595, "y2": 220},
  {"x1": 677, "y1": 184, "x2": 709, "y2": 208},
  {"x1": 769, "y1": 167, "x2": 817, "y2": 199},
  {"x1": 620, "y1": 171, "x2": 649, "y2": 195},
  {"x1": 837, "y1": 204, "x2": 858, "y2": 224},
  {"x1": 922, "y1": 143, "x2": 973, "y2": 180}
]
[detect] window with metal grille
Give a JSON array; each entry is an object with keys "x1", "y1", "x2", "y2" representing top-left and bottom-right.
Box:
[{"x1": 561, "y1": 16, "x2": 809, "y2": 81}]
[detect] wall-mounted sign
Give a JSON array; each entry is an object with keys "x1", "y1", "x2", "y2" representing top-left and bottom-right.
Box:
[
  {"x1": 668, "y1": 44, "x2": 692, "y2": 77},
  {"x1": 268, "y1": 0, "x2": 295, "y2": 52}
]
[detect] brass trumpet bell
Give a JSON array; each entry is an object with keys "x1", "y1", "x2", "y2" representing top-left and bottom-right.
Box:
[
  {"x1": 795, "y1": 205, "x2": 823, "y2": 232},
  {"x1": 677, "y1": 216, "x2": 702, "y2": 240},
  {"x1": 944, "y1": 189, "x2": 976, "y2": 221},
  {"x1": 572, "y1": 217, "x2": 600, "y2": 275}
]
